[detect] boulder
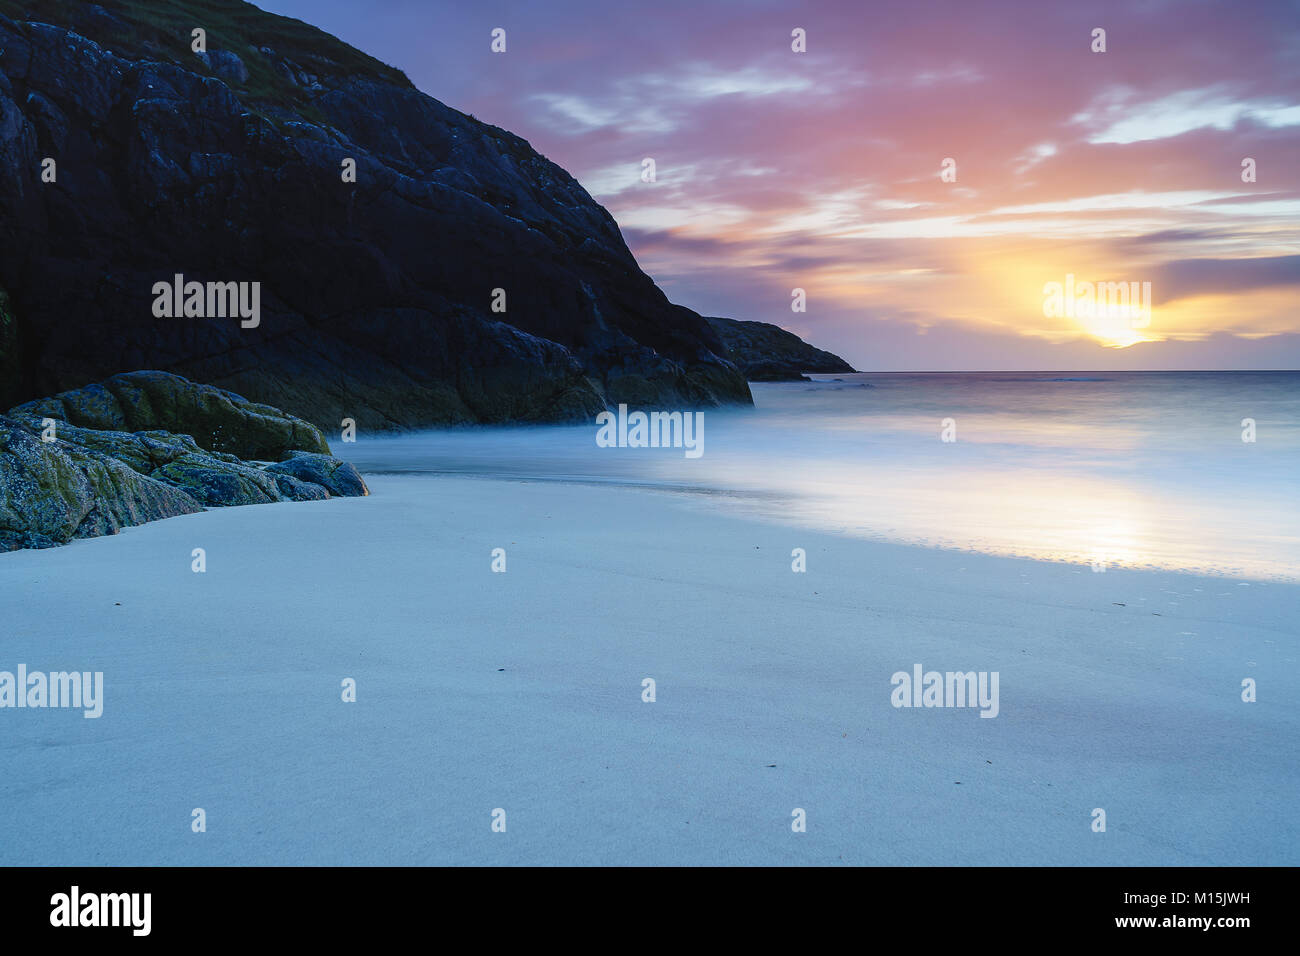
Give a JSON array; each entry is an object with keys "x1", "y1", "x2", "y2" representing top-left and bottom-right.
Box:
[
  {"x1": 151, "y1": 452, "x2": 286, "y2": 507},
  {"x1": 1, "y1": 372, "x2": 368, "y2": 551},
  {"x1": 0, "y1": 415, "x2": 202, "y2": 551},
  {"x1": 265, "y1": 452, "x2": 369, "y2": 498},
  {"x1": 270, "y1": 472, "x2": 330, "y2": 501},
  {"x1": 10, "y1": 370, "x2": 332, "y2": 460},
  {"x1": 1, "y1": 418, "x2": 235, "y2": 475}
]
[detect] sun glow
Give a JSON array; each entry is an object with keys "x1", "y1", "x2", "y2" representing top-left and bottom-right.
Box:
[{"x1": 1078, "y1": 314, "x2": 1156, "y2": 348}]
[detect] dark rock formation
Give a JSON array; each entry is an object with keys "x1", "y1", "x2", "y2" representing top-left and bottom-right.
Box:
[
  {"x1": 0, "y1": 286, "x2": 19, "y2": 393},
  {"x1": 704, "y1": 316, "x2": 855, "y2": 381},
  {"x1": 0, "y1": 416, "x2": 203, "y2": 551},
  {"x1": 1, "y1": 370, "x2": 368, "y2": 552},
  {"x1": 152, "y1": 453, "x2": 287, "y2": 507},
  {"x1": 270, "y1": 471, "x2": 329, "y2": 501},
  {"x1": 266, "y1": 452, "x2": 367, "y2": 498},
  {"x1": 10, "y1": 370, "x2": 332, "y2": 460},
  {"x1": 0, "y1": 1, "x2": 751, "y2": 427}
]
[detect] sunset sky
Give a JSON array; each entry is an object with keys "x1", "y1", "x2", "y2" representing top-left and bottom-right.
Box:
[{"x1": 261, "y1": 0, "x2": 1300, "y2": 370}]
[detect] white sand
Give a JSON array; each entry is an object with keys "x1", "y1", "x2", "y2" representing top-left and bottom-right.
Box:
[{"x1": 0, "y1": 474, "x2": 1295, "y2": 865}]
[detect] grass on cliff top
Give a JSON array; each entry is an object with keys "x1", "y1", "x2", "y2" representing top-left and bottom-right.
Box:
[{"x1": 0, "y1": 0, "x2": 412, "y2": 121}]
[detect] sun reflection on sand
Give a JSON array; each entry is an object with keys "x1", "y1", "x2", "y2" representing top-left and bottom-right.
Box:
[{"x1": 711, "y1": 463, "x2": 1284, "y2": 578}]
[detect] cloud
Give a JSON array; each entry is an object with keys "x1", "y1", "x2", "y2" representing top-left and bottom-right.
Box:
[
  {"x1": 259, "y1": 0, "x2": 1300, "y2": 369},
  {"x1": 1073, "y1": 87, "x2": 1300, "y2": 145},
  {"x1": 1152, "y1": 256, "x2": 1300, "y2": 304}
]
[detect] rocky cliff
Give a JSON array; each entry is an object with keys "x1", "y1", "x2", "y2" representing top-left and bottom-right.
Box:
[
  {"x1": 0, "y1": 0, "x2": 751, "y2": 428},
  {"x1": 704, "y1": 316, "x2": 855, "y2": 381}
]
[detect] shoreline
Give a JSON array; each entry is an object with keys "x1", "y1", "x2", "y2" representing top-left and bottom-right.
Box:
[{"x1": 1, "y1": 474, "x2": 1295, "y2": 865}]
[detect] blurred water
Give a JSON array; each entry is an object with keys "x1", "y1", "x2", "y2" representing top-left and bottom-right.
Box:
[{"x1": 339, "y1": 371, "x2": 1300, "y2": 580}]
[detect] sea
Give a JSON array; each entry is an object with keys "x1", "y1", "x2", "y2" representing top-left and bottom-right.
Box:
[{"x1": 341, "y1": 371, "x2": 1300, "y2": 581}]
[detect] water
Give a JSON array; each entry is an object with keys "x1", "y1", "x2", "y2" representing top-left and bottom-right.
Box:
[{"x1": 340, "y1": 371, "x2": 1300, "y2": 581}]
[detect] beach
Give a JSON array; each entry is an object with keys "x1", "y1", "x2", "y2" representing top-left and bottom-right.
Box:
[{"x1": 2, "y1": 472, "x2": 1295, "y2": 866}]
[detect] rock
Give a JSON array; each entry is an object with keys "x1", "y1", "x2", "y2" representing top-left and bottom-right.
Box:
[
  {"x1": 0, "y1": 415, "x2": 202, "y2": 552},
  {"x1": 743, "y1": 363, "x2": 814, "y2": 383},
  {"x1": 271, "y1": 472, "x2": 330, "y2": 501},
  {"x1": 151, "y1": 453, "x2": 284, "y2": 507},
  {"x1": 0, "y1": 6, "x2": 751, "y2": 424},
  {"x1": 1, "y1": 372, "x2": 367, "y2": 551},
  {"x1": 1, "y1": 418, "x2": 232, "y2": 475},
  {"x1": 265, "y1": 452, "x2": 369, "y2": 498},
  {"x1": 10, "y1": 370, "x2": 332, "y2": 460},
  {"x1": 195, "y1": 49, "x2": 249, "y2": 85},
  {"x1": 0, "y1": 285, "x2": 18, "y2": 398},
  {"x1": 704, "y1": 317, "x2": 856, "y2": 382}
]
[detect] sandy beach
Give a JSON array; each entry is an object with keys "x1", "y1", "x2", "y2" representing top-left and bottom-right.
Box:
[{"x1": 1, "y1": 473, "x2": 1294, "y2": 866}]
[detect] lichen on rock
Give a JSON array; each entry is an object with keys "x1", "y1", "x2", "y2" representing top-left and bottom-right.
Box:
[{"x1": 1, "y1": 371, "x2": 368, "y2": 553}]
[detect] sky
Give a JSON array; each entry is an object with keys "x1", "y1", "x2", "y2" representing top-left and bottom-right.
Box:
[{"x1": 258, "y1": 0, "x2": 1300, "y2": 371}]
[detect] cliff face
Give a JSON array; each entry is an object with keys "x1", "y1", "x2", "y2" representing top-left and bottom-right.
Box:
[
  {"x1": 0, "y1": 0, "x2": 751, "y2": 428},
  {"x1": 704, "y1": 317, "x2": 855, "y2": 381}
]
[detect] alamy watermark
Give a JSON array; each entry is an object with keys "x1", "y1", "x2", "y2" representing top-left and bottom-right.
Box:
[
  {"x1": 50, "y1": 886, "x2": 150, "y2": 936},
  {"x1": 1042, "y1": 274, "x2": 1151, "y2": 327},
  {"x1": 890, "y1": 664, "x2": 999, "y2": 717},
  {"x1": 152, "y1": 273, "x2": 260, "y2": 328},
  {"x1": 596, "y1": 404, "x2": 704, "y2": 458},
  {"x1": 0, "y1": 665, "x2": 103, "y2": 718}
]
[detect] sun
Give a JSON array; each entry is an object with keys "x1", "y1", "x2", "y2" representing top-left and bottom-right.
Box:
[
  {"x1": 1078, "y1": 311, "x2": 1156, "y2": 348},
  {"x1": 1092, "y1": 327, "x2": 1149, "y2": 348}
]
